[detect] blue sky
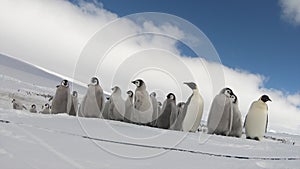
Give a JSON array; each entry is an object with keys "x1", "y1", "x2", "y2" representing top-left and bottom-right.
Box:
[{"x1": 72, "y1": 0, "x2": 300, "y2": 94}]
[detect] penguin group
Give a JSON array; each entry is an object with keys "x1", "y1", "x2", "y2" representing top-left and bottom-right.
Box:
[{"x1": 11, "y1": 77, "x2": 272, "y2": 141}]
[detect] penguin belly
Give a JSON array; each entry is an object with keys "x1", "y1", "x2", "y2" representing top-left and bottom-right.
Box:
[
  {"x1": 246, "y1": 102, "x2": 268, "y2": 139},
  {"x1": 182, "y1": 94, "x2": 203, "y2": 132}
]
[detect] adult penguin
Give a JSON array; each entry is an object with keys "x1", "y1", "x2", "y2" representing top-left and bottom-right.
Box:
[
  {"x1": 29, "y1": 104, "x2": 37, "y2": 113},
  {"x1": 124, "y1": 90, "x2": 134, "y2": 123},
  {"x1": 157, "y1": 93, "x2": 177, "y2": 129},
  {"x1": 67, "y1": 91, "x2": 78, "y2": 116},
  {"x1": 180, "y1": 82, "x2": 204, "y2": 132},
  {"x1": 79, "y1": 77, "x2": 104, "y2": 118},
  {"x1": 149, "y1": 92, "x2": 159, "y2": 127},
  {"x1": 245, "y1": 95, "x2": 271, "y2": 141},
  {"x1": 131, "y1": 79, "x2": 153, "y2": 124},
  {"x1": 228, "y1": 93, "x2": 243, "y2": 137},
  {"x1": 109, "y1": 86, "x2": 125, "y2": 121},
  {"x1": 51, "y1": 79, "x2": 70, "y2": 114}
]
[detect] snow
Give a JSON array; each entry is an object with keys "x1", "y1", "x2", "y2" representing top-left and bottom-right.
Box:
[{"x1": 0, "y1": 54, "x2": 300, "y2": 168}]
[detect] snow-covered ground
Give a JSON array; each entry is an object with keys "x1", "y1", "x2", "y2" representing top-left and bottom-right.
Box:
[{"x1": 1, "y1": 54, "x2": 300, "y2": 169}]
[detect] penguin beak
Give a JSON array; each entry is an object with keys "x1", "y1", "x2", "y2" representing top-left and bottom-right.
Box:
[
  {"x1": 131, "y1": 81, "x2": 135, "y2": 84},
  {"x1": 268, "y1": 98, "x2": 272, "y2": 102}
]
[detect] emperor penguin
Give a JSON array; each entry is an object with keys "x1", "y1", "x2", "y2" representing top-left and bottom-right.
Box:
[
  {"x1": 67, "y1": 91, "x2": 78, "y2": 116},
  {"x1": 40, "y1": 103, "x2": 51, "y2": 114},
  {"x1": 181, "y1": 82, "x2": 204, "y2": 132},
  {"x1": 51, "y1": 80, "x2": 70, "y2": 114},
  {"x1": 11, "y1": 99, "x2": 27, "y2": 110},
  {"x1": 149, "y1": 92, "x2": 159, "y2": 127},
  {"x1": 171, "y1": 102, "x2": 185, "y2": 130},
  {"x1": 102, "y1": 97, "x2": 110, "y2": 119},
  {"x1": 29, "y1": 104, "x2": 37, "y2": 113},
  {"x1": 124, "y1": 90, "x2": 134, "y2": 123},
  {"x1": 228, "y1": 93, "x2": 243, "y2": 138},
  {"x1": 108, "y1": 86, "x2": 125, "y2": 121},
  {"x1": 157, "y1": 93, "x2": 177, "y2": 129},
  {"x1": 131, "y1": 79, "x2": 153, "y2": 124},
  {"x1": 79, "y1": 77, "x2": 104, "y2": 118},
  {"x1": 207, "y1": 88, "x2": 234, "y2": 136},
  {"x1": 245, "y1": 95, "x2": 271, "y2": 141}
]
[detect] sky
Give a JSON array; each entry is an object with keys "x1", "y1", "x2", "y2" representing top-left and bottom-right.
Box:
[
  {"x1": 0, "y1": 0, "x2": 300, "y2": 134},
  {"x1": 94, "y1": 0, "x2": 300, "y2": 93}
]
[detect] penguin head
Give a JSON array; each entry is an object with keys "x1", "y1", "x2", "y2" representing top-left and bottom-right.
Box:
[
  {"x1": 260, "y1": 95, "x2": 272, "y2": 102},
  {"x1": 150, "y1": 92, "x2": 156, "y2": 97},
  {"x1": 111, "y1": 86, "x2": 121, "y2": 93},
  {"x1": 177, "y1": 102, "x2": 185, "y2": 109},
  {"x1": 126, "y1": 90, "x2": 133, "y2": 97},
  {"x1": 61, "y1": 80, "x2": 69, "y2": 87},
  {"x1": 11, "y1": 99, "x2": 15, "y2": 103},
  {"x1": 31, "y1": 104, "x2": 36, "y2": 109},
  {"x1": 90, "y1": 77, "x2": 99, "y2": 85},
  {"x1": 131, "y1": 79, "x2": 144, "y2": 88},
  {"x1": 45, "y1": 103, "x2": 50, "y2": 109},
  {"x1": 72, "y1": 91, "x2": 78, "y2": 97},
  {"x1": 220, "y1": 87, "x2": 233, "y2": 97},
  {"x1": 167, "y1": 93, "x2": 176, "y2": 101},
  {"x1": 230, "y1": 94, "x2": 237, "y2": 104},
  {"x1": 184, "y1": 82, "x2": 197, "y2": 90},
  {"x1": 158, "y1": 102, "x2": 162, "y2": 107}
]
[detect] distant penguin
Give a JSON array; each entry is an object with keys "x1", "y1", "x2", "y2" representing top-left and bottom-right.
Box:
[
  {"x1": 29, "y1": 104, "x2": 37, "y2": 113},
  {"x1": 157, "y1": 93, "x2": 177, "y2": 129},
  {"x1": 79, "y1": 77, "x2": 104, "y2": 118},
  {"x1": 124, "y1": 90, "x2": 134, "y2": 123},
  {"x1": 131, "y1": 79, "x2": 153, "y2": 124},
  {"x1": 40, "y1": 103, "x2": 51, "y2": 114},
  {"x1": 51, "y1": 80, "x2": 70, "y2": 114},
  {"x1": 181, "y1": 82, "x2": 204, "y2": 132},
  {"x1": 245, "y1": 95, "x2": 271, "y2": 141},
  {"x1": 150, "y1": 92, "x2": 159, "y2": 127},
  {"x1": 102, "y1": 98, "x2": 110, "y2": 119},
  {"x1": 67, "y1": 91, "x2": 78, "y2": 116},
  {"x1": 11, "y1": 99, "x2": 27, "y2": 110},
  {"x1": 228, "y1": 94, "x2": 242, "y2": 138},
  {"x1": 109, "y1": 86, "x2": 125, "y2": 121},
  {"x1": 207, "y1": 88, "x2": 234, "y2": 136},
  {"x1": 171, "y1": 102, "x2": 185, "y2": 130}
]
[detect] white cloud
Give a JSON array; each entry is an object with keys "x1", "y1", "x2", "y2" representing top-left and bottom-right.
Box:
[
  {"x1": 279, "y1": 0, "x2": 300, "y2": 25},
  {"x1": 0, "y1": 0, "x2": 299, "y2": 135}
]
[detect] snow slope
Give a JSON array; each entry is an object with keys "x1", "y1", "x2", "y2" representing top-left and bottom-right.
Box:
[{"x1": 0, "y1": 54, "x2": 300, "y2": 169}]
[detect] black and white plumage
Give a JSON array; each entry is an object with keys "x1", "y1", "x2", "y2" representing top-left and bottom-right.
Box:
[
  {"x1": 181, "y1": 82, "x2": 204, "y2": 132},
  {"x1": 40, "y1": 103, "x2": 51, "y2": 114},
  {"x1": 67, "y1": 91, "x2": 78, "y2": 116},
  {"x1": 11, "y1": 99, "x2": 27, "y2": 110},
  {"x1": 207, "y1": 88, "x2": 234, "y2": 136},
  {"x1": 245, "y1": 95, "x2": 271, "y2": 141},
  {"x1": 78, "y1": 77, "x2": 104, "y2": 118},
  {"x1": 124, "y1": 90, "x2": 134, "y2": 123},
  {"x1": 150, "y1": 92, "x2": 159, "y2": 127},
  {"x1": 157, "y1": 93, "x2": 177, "y2": 129},
  {"x1": 51, "y1": 80, "x2": 70, "y2": 114},
  {"x1": 131, "y1": 79, "x2": 153, "y2": 124},
  {"x1": 29, "y1": 104, "x2": 37, "y2": 113},
  {"x1": 228, "y1": 94, "x2": 242, "y2": 137},
  {"x1": 109, "y1": 86, "x2": 125, "y2": 121}
]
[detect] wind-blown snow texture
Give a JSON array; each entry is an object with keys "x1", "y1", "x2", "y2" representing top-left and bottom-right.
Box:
[{"x1": 0, "y1": 54, "x2": 300, "y2": 169}]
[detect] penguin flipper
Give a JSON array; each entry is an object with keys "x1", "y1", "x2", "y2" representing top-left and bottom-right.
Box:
[
  {"x1": 243, "y1": 115, "x2": 248, "y2": 128},
  {"x1": 265, "y1": 114, "x2": 268, "y2": 133}
]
